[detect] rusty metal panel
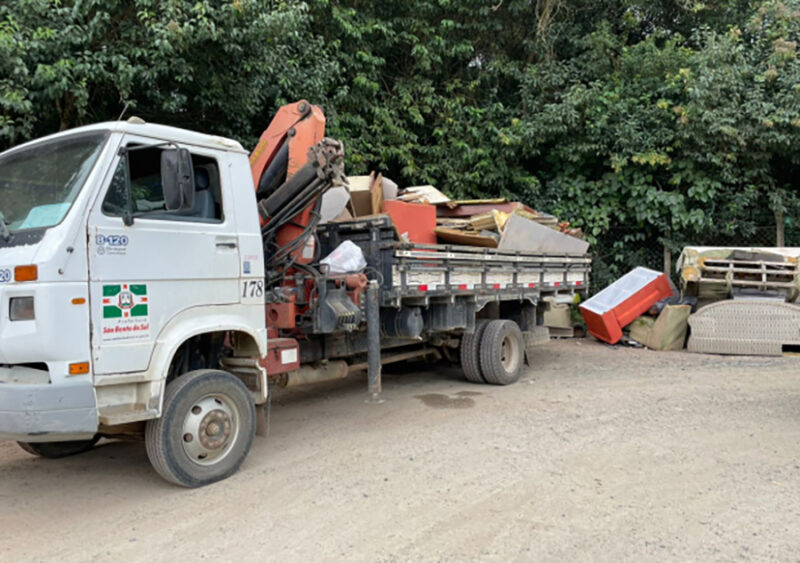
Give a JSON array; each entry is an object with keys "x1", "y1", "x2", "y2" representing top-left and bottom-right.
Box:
[{"x1": 260, "y1": 337, "x2": 300, "y2": 376}]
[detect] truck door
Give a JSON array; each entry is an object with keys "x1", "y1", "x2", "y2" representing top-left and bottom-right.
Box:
[{"x1": 87, "y1": 135, "x2": 240, "y2": 374}]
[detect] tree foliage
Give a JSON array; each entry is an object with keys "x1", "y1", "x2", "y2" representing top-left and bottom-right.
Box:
[
  {"x1": 0, "y1": 0, "x2": 332, "y2": 145},
  {"x1": 2, "y1": 0, "x2": 800, "y2": 271}
]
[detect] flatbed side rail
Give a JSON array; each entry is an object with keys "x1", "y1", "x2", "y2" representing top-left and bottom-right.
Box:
[
  {"x1": 386, "y1": 242, "x2": 591, "y2": 303},
  {"x1": 315, "y1": 216, "x2": 592, "y2": 305}
]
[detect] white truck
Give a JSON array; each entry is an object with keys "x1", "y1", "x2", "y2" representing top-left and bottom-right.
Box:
[{"x1": 0, "y1": 114, "x2": 590, "y2": 487}]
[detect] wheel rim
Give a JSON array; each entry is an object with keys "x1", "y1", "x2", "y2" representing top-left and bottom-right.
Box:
[
  {"x1": 501, "y1": 334, "x2": 521, "y2": 373},
  {"x1": 181, "y1": 394, "x2": 240, "y2": 466}
]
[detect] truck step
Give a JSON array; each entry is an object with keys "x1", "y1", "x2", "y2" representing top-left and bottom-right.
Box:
[{"x1": 98, "y1": 405, "x2": 159, "y2": 425}]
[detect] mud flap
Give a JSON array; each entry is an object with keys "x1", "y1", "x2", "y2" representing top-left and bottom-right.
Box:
[{"x1": 523, "y1": 326, "x2": 550, "y2": 365}]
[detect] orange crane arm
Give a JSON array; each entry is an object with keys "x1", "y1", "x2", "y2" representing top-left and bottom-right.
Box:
[
  {"x1": 249, "y1": 100, "x2": 326, "y2": 191},
  {"x1": 250, "y1": 100, "x2": 330, "y2": 267}
]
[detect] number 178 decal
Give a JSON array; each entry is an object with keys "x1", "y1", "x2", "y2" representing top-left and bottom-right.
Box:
[{"x1": 242, "y1": 280, "x2": 264, "y2": 298}]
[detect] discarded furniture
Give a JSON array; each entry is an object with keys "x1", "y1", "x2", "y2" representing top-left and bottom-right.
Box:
[
  {"x1": 688, "y1": 300, "x2": 800, "y2": 356},
  {"x1": 679, "y1": 247, "x2": 800, "y2": 303},
  {"x1": 542, "y1": 297, "x2": 574, "y2": 338},
  {"x1": 580, "y1": 267, "x2": 673, "y2": 345},
  {"x1": 629, "y1": 304, "x2": 691, "y2": 351}
]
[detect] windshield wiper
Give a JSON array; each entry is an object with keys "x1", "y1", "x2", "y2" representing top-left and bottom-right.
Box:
[{"x1": 0, "y1": 213, "x2": 12, "y2": 242}]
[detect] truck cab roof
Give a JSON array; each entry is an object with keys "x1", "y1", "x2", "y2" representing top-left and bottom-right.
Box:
[{"x1": 7, "y1": 119, "x2": 247, "y2": 155}]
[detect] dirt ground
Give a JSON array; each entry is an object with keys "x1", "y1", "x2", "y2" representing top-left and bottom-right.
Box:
[{"x1": 1, "y1": 339, "x2": 799, "y2": 562}]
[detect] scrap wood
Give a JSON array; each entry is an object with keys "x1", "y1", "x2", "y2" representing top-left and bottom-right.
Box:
[
  {"x1": 364, "y1": 189, "x2": 590, "y2": 250},
  {"x1": 437, "y1": 201, "x2": 536, "y2": 219},
  {"x1": 513, "y1": 207, "x2": 558, "y2": 226},
  {"x1": 435, "y1": 227, "x2": 498, "y2": 248},
  {"x1": 369, "y1": 172, "x2": 384, "y2": 215},
  {"x1": 436, "y1": 217, "x2": 471, "y2": 228},
  {"x1": 557, "y1": 220, "x2": 582, "y2": 238},
  {"x1": 479, "y1": 229, "x2": 501, "y2": 242},
  {"x1": 555, "y1": 220, "x2": 583, "y2": 239},
  {"x1": 469, "y1": 212, "x2": 497, "y2": 231},
  {"x1": 400, "y1": 185, "x2": 450, "y2": 205},
  {"x1": 398, "y1": 192, "x2": 426, "y2": 203},
  {"x1": 439, "y1": 198, "x2": 507, "y2": 208},
  {"x1": 469, "y1": 210, "x2": 509, "y2": 232}
]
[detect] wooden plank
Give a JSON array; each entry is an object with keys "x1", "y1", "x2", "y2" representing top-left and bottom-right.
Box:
[
  {"x1": 435, "y1": 227, "x2": 498, "y2": 248},
  {"x1": 370, "y1": 172, "x2": 384, "y2": 216}
]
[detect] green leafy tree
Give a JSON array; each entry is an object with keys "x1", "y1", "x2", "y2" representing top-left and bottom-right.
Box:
[
  {"x1": 2, "y1": 0, "x2": 799, "y2": 287},
  {"x1": 0, "y1": 0, "x2": 333, "y2": 149}
]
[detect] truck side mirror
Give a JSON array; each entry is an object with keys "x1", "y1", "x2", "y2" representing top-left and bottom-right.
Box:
[{"x1": 161, "y1": 148, "x2": 195, "y2": 212}]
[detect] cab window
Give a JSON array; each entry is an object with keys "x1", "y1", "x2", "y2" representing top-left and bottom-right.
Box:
[{"x1": 102, "y1": 145, "x2": 223, "y2": 223}]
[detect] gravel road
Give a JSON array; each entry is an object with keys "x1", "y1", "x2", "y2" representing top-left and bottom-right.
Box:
[{"x1": 1, "y1": 340, "x2": 799, "y2": 562}]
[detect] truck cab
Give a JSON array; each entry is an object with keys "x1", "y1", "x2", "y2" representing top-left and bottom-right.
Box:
[{"x1": 0, "y1": 121, "x2": 268, "y2": 484}]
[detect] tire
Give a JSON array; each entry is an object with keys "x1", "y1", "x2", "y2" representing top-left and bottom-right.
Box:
[
  {"x1": 145, "y1": 369, "x2": 256, "y2": 488},
  {"x1": 460, "y1": 319, "x2": 491, "y2": 383},
  {"x1": 480, "y1": 319, "x2": 525, "y2": 385},
  {"x1": 17, "y1": 435, "x2": 100, "y2": 459}
]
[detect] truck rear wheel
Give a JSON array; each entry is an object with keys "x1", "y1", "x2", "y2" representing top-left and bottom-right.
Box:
[
  {"x1": 460, "y1": 319, "x2": 491, "y2": 383},
  {"x1": 145, "y1": 369, "x2": 256, "y2": 488},
  {"x1": 17, "y1": 435, "x2": 100, "y2": 459},
  {"x1": 480, "y1": 320, "x2": 524, "y2": 385}
]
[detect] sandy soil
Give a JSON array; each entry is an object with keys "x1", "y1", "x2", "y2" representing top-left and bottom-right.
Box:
[{"x1": 1, "y1": 339, "x2": 799, "y2": 562}]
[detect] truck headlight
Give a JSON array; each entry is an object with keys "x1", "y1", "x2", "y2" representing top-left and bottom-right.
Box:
[{"x1": 9, "y1": 297, "x2": 35, "y2": 321}]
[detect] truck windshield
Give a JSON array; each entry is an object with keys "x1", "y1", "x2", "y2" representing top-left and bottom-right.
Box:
[{"x1": 0, "y1": 131, "x2": 108, "y2": 233}]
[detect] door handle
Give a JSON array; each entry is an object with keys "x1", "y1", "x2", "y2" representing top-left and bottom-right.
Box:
[{"x1": 216, "y1": 241, "x2": 237, "y2": 249}]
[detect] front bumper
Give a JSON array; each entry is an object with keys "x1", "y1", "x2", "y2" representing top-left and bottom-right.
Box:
[{"x1": 0, "y1": 367, "x2": 98, "y2": 442}]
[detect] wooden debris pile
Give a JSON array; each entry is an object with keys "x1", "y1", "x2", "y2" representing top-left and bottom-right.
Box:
[
  {"x1": 334, "y1": 173, "x2": 588, "y2": 253},
  {"x1": 435, "y1": 198, "x2": 586, "y2": 252}
]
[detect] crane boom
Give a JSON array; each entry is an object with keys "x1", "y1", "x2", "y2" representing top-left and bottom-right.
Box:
[
  {"x1": 249, "y1": 100, "x2": 326, "y2": 196},
  {"x1": 249, "y1": 100, "x2": 332, "y2": 269}
]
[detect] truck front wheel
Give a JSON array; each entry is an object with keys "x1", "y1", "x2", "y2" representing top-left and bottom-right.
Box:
[
  {"x1": 145, "y1": 369, "x2": 256, "y2": 487},
  {"x1": 17, "y1": 435, "x2": 99, "y2": 459},
  {"x1": 480, "y1": 320, "x2": 525, "y2": 385}
]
